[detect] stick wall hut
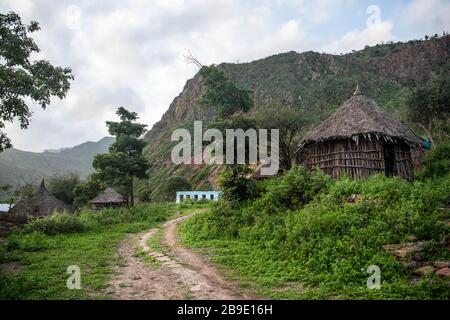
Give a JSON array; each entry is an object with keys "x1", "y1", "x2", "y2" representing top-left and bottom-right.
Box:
[
  {"x1": 89, "y1": 187, "x2": 127, "y2": 210},
  {"x1": 296, "y1": 86, "x2": 422, "y2": 181},
  {"x1": 6, "y1": 179, "x2": 72, "y2": 222}
]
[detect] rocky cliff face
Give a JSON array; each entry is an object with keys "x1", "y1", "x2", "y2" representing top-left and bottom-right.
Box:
[{"x1": 139, "y1": 36, "x2": 450, "y2": 202}]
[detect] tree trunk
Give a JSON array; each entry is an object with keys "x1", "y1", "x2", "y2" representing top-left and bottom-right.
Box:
[{"x1": 129, "y1": 181, "x2": 134, "y2": 207}]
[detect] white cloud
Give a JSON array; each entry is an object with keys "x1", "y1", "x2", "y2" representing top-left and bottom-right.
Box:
[
  {"x1": 400, "y1": 0, "x2": 450, "y2": 36},
  {"x1": 321, "y1": 20, "x2": 393, "y2": 54}
]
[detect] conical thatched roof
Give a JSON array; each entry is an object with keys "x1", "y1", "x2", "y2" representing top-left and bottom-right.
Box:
[
  {"x1": 298, "y1": 86, "x2": 422, "y2": 150},
  {"x1": 7, "y1": 179, "x2": 72, "y2": 220},
  {"x1": 89, "y1": 187, "x2": 126, "y2": 204}
]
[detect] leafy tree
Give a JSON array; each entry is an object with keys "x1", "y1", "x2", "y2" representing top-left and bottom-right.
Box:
[
  {"x1": 93, "y1": 107, "x2": 149, "y2": 206},
  {"x1": 0, "y1": 12, "x2": 73, "y2": 151},
  {"x1": 407, "y1": 76, "x2": 450, "y2": 147},
  {"x1": 207, "y1": 113, "x2": 258, "y2": 163},
  {"x1": 162, "y1": 176, "x2": 192, "y2": 201},
  {"x1": 73, "y1": 175, "x2": 105, "y2": 207},
  {"x1": 255, "y1": 105, "x2": 312, "y2": 171},
  {"x1": 199, "y1": 66, "x2": 253, "y2": 117},
  {"x1": 0, "y1": 184, "x2": 14, "y2": 205},
  {"x1": 47, "y1": 173, "x2": 80, "y2": 205},
  {"x1": 218, "y1": 165, "x2": 256, "y2": 203},
  {"x1": 417, "y1": 140, "x2": 450, "y2": 180},
  {"x1": 14, "y1": 183, "x2": 35, "y2": 199}
]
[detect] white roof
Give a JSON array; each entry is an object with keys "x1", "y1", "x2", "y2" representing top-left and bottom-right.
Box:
[{"x1": 0, "y1": 203, "x2": 13, "y2": 212}]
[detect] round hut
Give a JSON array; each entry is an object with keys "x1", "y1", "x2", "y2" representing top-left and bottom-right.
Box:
[
  {"x1": 89, "y1": 187, "x2": 127, "y2": 210},
  {"x1": 6, "y1": 179, "x2": 72, "y2": 222},
  {"x1": 296, "y1": 86, "x2": 422, "y2": 180}
]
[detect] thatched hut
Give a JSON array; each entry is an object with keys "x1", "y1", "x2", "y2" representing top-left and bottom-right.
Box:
[
  {"x1": 89, "y1": 187, "x2": 127, "y2": 210},
  {"x1": 296, "y1": 86, "x2": 422, "y2": 180},
  {"x1": 6, "y1": 179, "x2": 72, "y2": 222}
]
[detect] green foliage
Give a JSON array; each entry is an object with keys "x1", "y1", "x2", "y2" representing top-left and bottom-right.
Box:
[
  {"x1": 14, "y1": 183, "x2": 35, "y2": 199},
  {"x1": 417, "y1": 140, "x2": 450, "y2": 180},
  {"x1": 18, "y1": 203, "x2": 172, "y2": 236},
  {"x1": 0, "y1": 12, "x2": 73, "y2": 151},
  {"x1": 73, "y1": 175, "x2": 105, "y2": 207},
  {"x1": 218, "y1": 165, "x2": 256, "y2": 203},
  {"x1": 162, "y1": 176, "x2": 192, "y2": 201},
  {"x1": 199, "y1": 66, "x2": 253, "y2": 117},
  {"x1": 20, "y1": 213, "x2": 85, "y2": 236},
  {"x1": 258, "y1": 166, "x2": 332, "y2": 211},
  {"x1": 0, "y1": 203, "x2": 173, "y2": 299},
  {"x1": 47, "y1": 172, "x2": 80, "y2": 205},
  {"x1": 181, "y1": 171, "x2": 450, "y2": 299},
  {"x1": 407, "y1": 76, "x2": 450, "y2": 134},
  {"x1": 254, "y1": 105, "x2": 313, "y2": 171}
]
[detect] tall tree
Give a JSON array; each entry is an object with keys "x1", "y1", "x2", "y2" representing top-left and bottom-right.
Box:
[
  {"x1": 73, "y1": 174, "x2": 105, "y2": 207},
  {"x1": 255, "y1": 105, "x2": 312, "y2": 171},
  {"x1": 407, "y1": 76, "x2": 450, "y2": 147},
  {"x1": 199, "y1": 66, "x2": 253, "y2": 117},
  {"x1": 93, "y1": 107, "x2": 149, "y2": 206},
  {"x1": 0, "y1": 12, "x2": 73, "y2": 151},
  {"x1": 47, "y1": 173, "x2": 80, "y2": 205}
]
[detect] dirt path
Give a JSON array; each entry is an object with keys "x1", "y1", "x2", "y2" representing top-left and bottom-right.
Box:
[{"x1": 108, "y1": 211, "x2": 260, "y2": 300}]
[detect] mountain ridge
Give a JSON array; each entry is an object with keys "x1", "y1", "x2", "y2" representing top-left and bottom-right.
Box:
[
  {"x1": 0, "y1": 137, "x2": 115, "y2": 187},
  {"x1": 139, "y1": 35, "x2": 449, "y2": 202}
]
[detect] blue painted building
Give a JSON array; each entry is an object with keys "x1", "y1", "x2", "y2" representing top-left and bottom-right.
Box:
[
  {"x1": 0, "y1": 203, "x2": 13, "y2": 213},
  {"x1": 176, "y1": 191, "x2": 222, "y2": 204}
]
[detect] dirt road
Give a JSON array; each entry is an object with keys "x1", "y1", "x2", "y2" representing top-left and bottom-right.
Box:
[{"x1": 108, "y1": 212, "x2": 260, "y2": 300}]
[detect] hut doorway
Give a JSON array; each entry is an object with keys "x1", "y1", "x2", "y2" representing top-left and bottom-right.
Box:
[{"x1": 383, "y1": 144, "x2": 397, "y2": 177}]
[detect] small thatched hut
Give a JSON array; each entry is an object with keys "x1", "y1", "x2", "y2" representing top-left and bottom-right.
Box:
[
  {"x1": 296, "y1": 86, "x2": 422, "y2": 180},
  {"x1": 89, "y1": 187, "x2": 127, "y2": 210},
  {"x1": 6, "y1": 179, "x2": 72, "y2": 222}
]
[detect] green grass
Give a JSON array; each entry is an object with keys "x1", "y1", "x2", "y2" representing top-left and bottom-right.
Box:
[
  {"x1": 0, "y1": 203, "x2": 174, "y2": 299},
  {"x1": 146, "y1": 228, "x2": 170, "y2": 256},
  {"x1": 179, "y1": 171, "x2": 450, "y2": 300},
  {"x1": 133, "y1": 247, "x2": 161, "y2": 268}
]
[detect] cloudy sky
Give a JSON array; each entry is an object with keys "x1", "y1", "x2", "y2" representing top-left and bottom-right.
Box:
[{"x1": 1, "y1": 0, "x2": 449, "y2": 152}]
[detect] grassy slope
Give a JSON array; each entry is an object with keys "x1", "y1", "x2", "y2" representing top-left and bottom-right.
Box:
[{"x1": 179, "y1": 173, "x2": 450, "y2": 300}]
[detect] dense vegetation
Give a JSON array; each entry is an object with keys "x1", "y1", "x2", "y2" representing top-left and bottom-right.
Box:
[
  {"x1": 0, "y1": 203, "x2": 173, "y2": 299},
  {"x1": 141, "y1": 35, "x2": 450, "y2": 199},
  {"x1": 180, "y1": 151, "x2": 450, "y2": 299}
]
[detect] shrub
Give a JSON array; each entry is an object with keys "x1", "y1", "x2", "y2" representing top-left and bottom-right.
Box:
[
  {"x1": 218, "y1": 165, "x2": 256, "y2": 203},
  {"x1": 21, "y1": 212, "x2": 85, "y2": 235},
  {"x1": 418, "y1": 140, "x2": 450, "y2": 180},
  {"x1": 47, "y1": 173, "x2": 80, "y2": 205},
  {"x1": 260, "y1": 166, "x2": 332, "y2": 211},
  {"x1": 182, "y1": 171, "x2": 450, "y2": 297},
  {"x1": 162, "y1": 176, "x2": 192, "y2": 201}
]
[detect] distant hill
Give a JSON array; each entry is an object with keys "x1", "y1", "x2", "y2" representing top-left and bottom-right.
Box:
[
  {"x1": 0, "y1": 137, "x2": 114, "y2": 187},
  {"x1": 140, "y1": 36, "x2": 450, "y2": 202}
]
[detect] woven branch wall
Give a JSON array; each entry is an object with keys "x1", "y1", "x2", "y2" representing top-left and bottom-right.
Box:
[{"x1": 304, "y1": 139, "x2": 414, "y2": 180}]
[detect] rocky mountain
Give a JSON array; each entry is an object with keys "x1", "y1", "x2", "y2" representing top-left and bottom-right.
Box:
[
  {"x1": 0, "y1": 137, "x2": 114, "y2": 187},
  {"x1": 139, "y1": 36, "x2": 450, "y2": 201}
]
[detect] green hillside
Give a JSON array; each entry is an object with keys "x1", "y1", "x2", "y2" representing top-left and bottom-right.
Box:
[
  {"x1": 0, "y1": 137, "x2": 114, "y2": 186},
  {"x1": 139, "y1": 36, "x2": 450, "y2": 202}
]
